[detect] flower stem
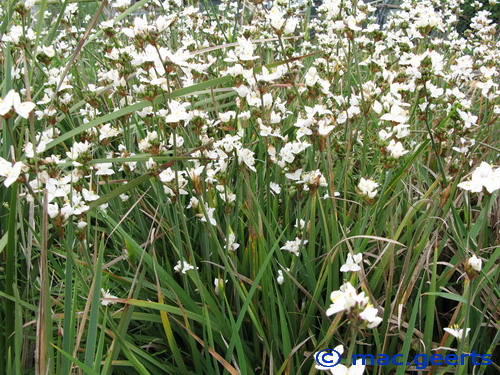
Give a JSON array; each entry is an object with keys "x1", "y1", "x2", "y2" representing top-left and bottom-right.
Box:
[{"x1": 347, "y1": 326, "x2": 357, "y2": 366}]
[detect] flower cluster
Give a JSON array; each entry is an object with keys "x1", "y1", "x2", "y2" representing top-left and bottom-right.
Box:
[
  {"x1": 0, "y1": 0, "x2": 496, "y2": 371},
  {"x1": 327, "y1": 282, "x2": 382, "y2": 329}
]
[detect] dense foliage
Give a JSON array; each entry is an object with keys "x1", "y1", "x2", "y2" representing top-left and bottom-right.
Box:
[{"x1": 0, "y1": 0, "x2": 498, "y2": 374}]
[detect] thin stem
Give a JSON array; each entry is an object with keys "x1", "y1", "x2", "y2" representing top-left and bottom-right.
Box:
[{"x1": 347, "y1": 326, "x2": 357, "y2": 366}]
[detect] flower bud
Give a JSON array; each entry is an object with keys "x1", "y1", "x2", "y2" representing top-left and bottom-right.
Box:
[{"x1": 465, "y1": 255, "x2": 482, "y2": 279}]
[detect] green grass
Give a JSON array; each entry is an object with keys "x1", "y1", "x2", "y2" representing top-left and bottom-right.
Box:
[{"x1": 0, "y1": 0, "x2": 498, "y2": 374}]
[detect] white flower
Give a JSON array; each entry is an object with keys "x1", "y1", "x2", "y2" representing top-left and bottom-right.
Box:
[
  {"x1": 2, "y1": 25, "x2": 23, "y2": 44},
  {"x1": 14, "y1": 101, "x2": 36, "y2": 119},
  {"x1": 268, "y1": 7, "x2": 286, "y2": 30},
  {"x1": 394, "y1": 124, "x2": 410, "y2": 139},
  {"x1": 214, "y1": 278, "x2": 227, "y2": 296},
  {"x1": 457, "y1": 180, "x2": 483, "y2": 193},
  {"x1": 458, "y1": 162, "x2": 500, "y2": 194},
  {"x1": 101, "y1": 289, "x2": 118, "y2": 306},
  {"x1": 99, "y1": 123, "x2": 121, "y2": 141},
  {"x1": 281, "y1": 237, "x2": 307, "y2": 257},
  {"x1": 47, "y1": 203, "x2": 59, "y2": 219},
  {"x1": 372, "y1": 101, "x2": 383, "y2": 114},
  {"x1": 219, "y1": 111, "x2": 236, "y2": 123},
  {"x1": 270, "y1": 111, "x2": 282, "y2": 124},
  {"x1": 357, "y1": 178, "x2": 378, "y2": 199},
  {"x1": 0, "y1": 158, "x2": 24, "y2": 187},
  {"x1": 294, "y1": 219, "x2": 307, "y2": 230},
  {"x1": 305, "y1": 67, "x2": 320, "y2": 87},
  {"x1": 359, "y1": 306, "x2": 382, "y2": 328},
  {"x1": 283, "y1": 17, "x2": 299, "y2": 35},
  {"x1": 346, "y1": 16, "x2": 362, "y2": 31},
  {"x1": 198, "y1": 203, "x2": 217, "y2": 226},
  {"x1": 112, "y1": 0, "x2": 131, "y2": 9},
  {"x1": 225, "y1": 233, "x2": 240, "y2": 252},
  {"x1": 94, "y1": 163, "x2": 114, "y2": 176},
  {"x1": 297, "y1": 170, "x2": 327, "y2": 190},
  {"x1": 326, "y1": 286, "x2": 351, "y2": 316},
  {"x1": 270, "y1": 182, "x2": 281, "y2": 195},
  {"x1": 226, "y1": 64, "x2": 244, "y2": 77},
  {"x1": 378, "y1": 129, "x2": 393, "y2": 141},
  {"x1": 340, "y1": 253, "x2": 363, "y2": 272},
  {"x1": 234, "y1": 85, "x2": 250, "y2": 97},
  {"x1": 285, "y1": 169, "x2": 303, "y2": 181},
  {"x1": 426, "y1": 82, "x2": 444, "y2": 98},
  {"x1": 66, "y1": 141, "x2": 91, "y2": 160},
  {"x1": 155, "y1": 15, "x2": 175, "y2": 32},
  {"x1": 237, "y1": 148, "x2": 257, "y2": 172},
  {"x1": 380, "y1": 104, "x2": 409, "y2": 123},
  {"x1": 326, "y1": 282, "x2": 381, "y2": 329},
  {"x1": 457, "y1": 109, "x2": 478, "y2": 129},
  {"x1": 262, "y1": 93, "x2": 273, "y2": 108},
  {"x1": 467, "y1": 255, "x2": 482, "y2": 272},
  {"x1": 45, "y1": 178, "x2": 69, "y2": 202},
  {"x1": 187, "y1": 196, "x2": 199, "y2": 210},
  {"x1": 24, "y1": 140, "x2": 47, "y2": 158},
  {"x1": 82, "y1": 188, "x2": 100, "y2": 201},
  {"x1": 23, "y1": 0, "x2": 36, "y2": 10},
  {"x1": 164, "y1": 100, "x2": 191, "y2": 123},
  {"x1": 317, "y1": 121, "x2": 335, "y2": 137},
  {"x1": 158, "y1": 168, "x2": 176, "y2": 183},
  {"x1": 316, "y1": 359, "x2": 365, "y2": 375},
  {"x1": 0, "y1": 90, "x2": 35, "y2": 119},
  {"x1": 0, "y1": 90, "x2": 16, "y2": 116},
  {"x1": 452, "y1": 138, "x2": 475, "y2": 155},
  {"x1": 444, "y1": 325, "x2": 471, "y2": 341},
  {"x1": 77, "y1": 221, "x2": 87, "y2": 229},
  {"x1": 226, "y1": 37, "x2": 258, "y2": 62},
  {"x1": 187, "y1": 166, "x2": 204, "y2": 181},
  {"x1": 277, "y1": 268, "x2": 290, "y2": 285},
  {"x1": 327, "y1": 364, "x2": 365, "y2": 375},
  {"x1": 386, "y1": 140, "x2": 408, "y2": 159},
  {"x1": 277, "y1": 270, "x2": 284, "y2": 285},
  {"x1": 99, "y1": 203, "x2": 109, "y2": 213},
  {"x1": 145, "y1": 157, "x2": 157, "y2": 171},
  {"x1": 173, "y1": 260, "x2": 197, "y2": 274}
]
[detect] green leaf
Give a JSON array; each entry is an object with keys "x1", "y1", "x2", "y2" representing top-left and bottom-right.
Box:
[
  {"x1": 88, "y1": 173, "x2": 152, "y2": 211},
  {"x1": 422, "y1": 292, "x2": 468, "y2": 304},
  {"x1": 396, "y1": 280, "x2": 424, "y2": 375},
  {"x1": 51, "y1": 344, "x2": 100, "y2": 375},
  {"x1": 84, "y1": 235, "x2": 105, "y2": 368}
]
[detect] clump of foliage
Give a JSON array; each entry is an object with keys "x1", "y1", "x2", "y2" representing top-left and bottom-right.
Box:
[
  {"x1": 0, "y1": 0, "x2": 498, "y2": 374},
  {"x1": 457, "y1": 0, "x2": 499, "y2": 34}
]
